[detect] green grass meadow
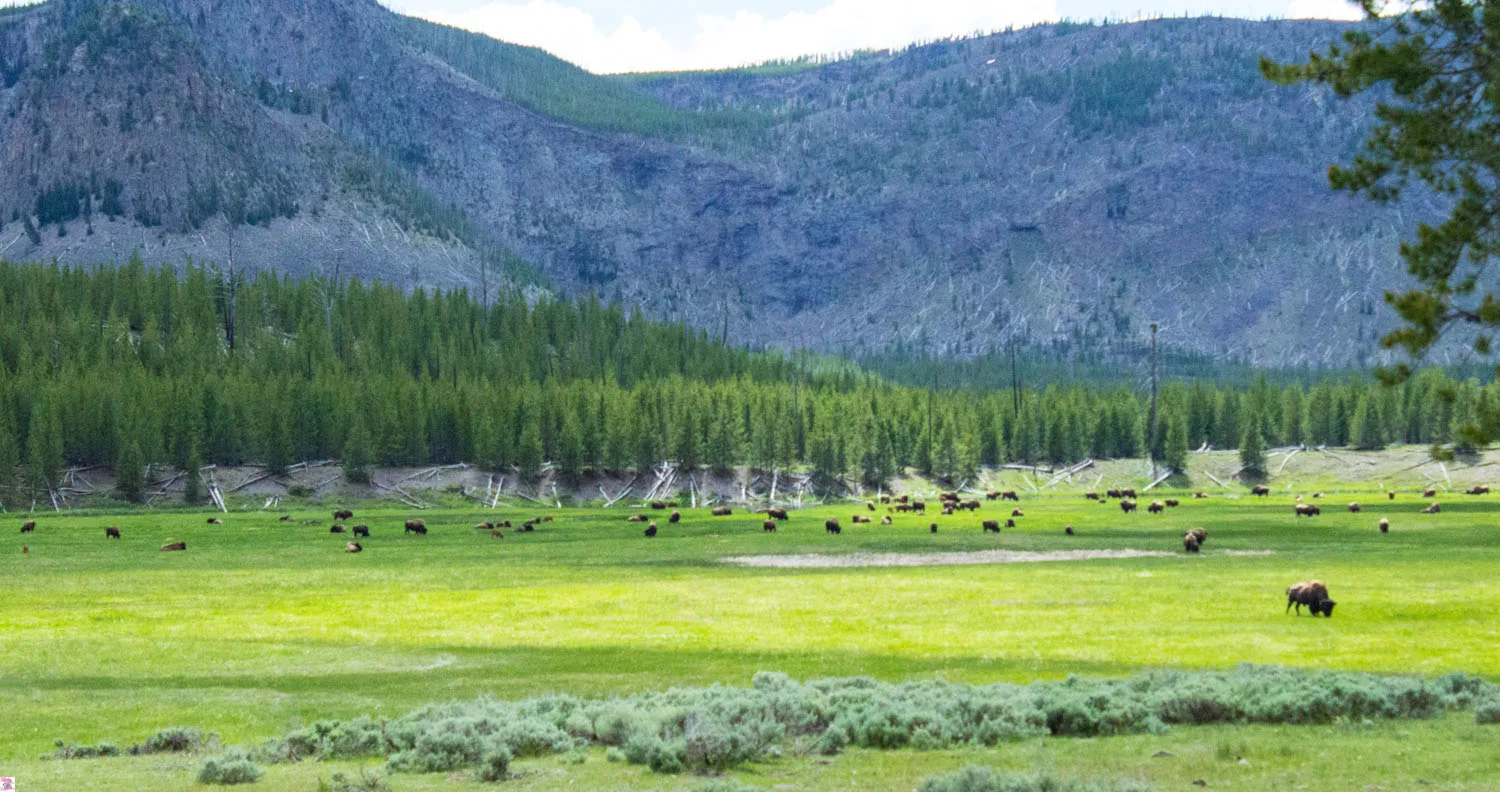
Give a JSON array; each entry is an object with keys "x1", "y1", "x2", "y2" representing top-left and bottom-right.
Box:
[{"x1": 5, "y1": 488, "x2": 1500, "y2": 789}]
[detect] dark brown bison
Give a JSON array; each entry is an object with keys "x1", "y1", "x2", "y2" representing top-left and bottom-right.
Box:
[
  {"x1": 669, "y1": 510, "x2": 682, "y2": 524},
  {"x1": 1252, "y1": 485, "x2": 1271, "y2": 497},
  {"x1": 1164, "y1": 499, "x2": 1180, "y2": 508},
  {"x1": 1421, "y1": 502, "x2": 1441, "y2": 514},
  {"x1": 1286, "y1": 581, "x2": 1336, "y2": 617},
  {"x1": 333, "y1": 509, "x2": 354, "y2": 521},
  {"x1": 207, "y1": 518, "x2": 223, "y2": 525},
  {"x1": 1085, "y1": 492, "x2": 1100, "y2": 501},
  {"x1": 498, "y1": 520, "x2": 513, "y2": 529},
  {"x1": 352, "y1": 525, "x2": 370, "y2": 537},
  {"x1": 279, "y1": 515, "x2": 293, "y2": 522},
  {"x1": 940, "y1": 491, "x2": 959, "y2": 502},
  {"x1": 982, "y1": 520, "x2": 1001, "y2": 533},
  {"x1": 650, "y1": 501, "x2": 667, "y2": 511},
  {"x1": 1183, "y1": 533, "x2": 1201, "y2": 553},
  {"x1": 21, "y1": 521, "x2": 35, "y2": 533},
  {"x1": 895, "y1": 504, "x2": 913, "y2": 513},
  {"x1": 1005, "y1": 519, "x2": 1017, "y2": 529},
  {"x1": 763, "y1": 520, "x2": 778, "y2": 532},
  {"x1": 644, "y1": 523, "x2": 658, "y2": 538},
  {"x1": 1193, "y1": 493, "x2": 1209, "y2": 499},
  {"x1": 345, "y1": 542, "x2": 363, "y2": 554},
  {"x1": 161, "y1": 541, "x2": 187, "y2": 552},
  {"x1": 825, "y1": 519, "x2": 842, "y2": 535},
  {"x1": 866, "y1": 502, "x2": 877, "y2": 512},
  {"x1": 942, "y1": 506, "x2": 955, "y2": 516},
  {"x1": 331, "y1": 524, "x2": 347, "y2": 534},
  {"x1": 1348, "y1": 502, "x2": 1361, "y2": 514},
  {"x1": 1312, "y1": 492, "x2": 1325, "y2": 499},
  {"x1": 912, "y1": 500, "x2": 927, "y2": 514},
  {"x1": 767, "y1": 508, "x2": 789, "y2": 521},
  {"x1": 929, "y1": 523, "x2": 938, "y2": 533},
  {"x1": 1185, "y1": 528, "x2": 1207, "y2": 547},
  {"x1": 1148, "y1": 501, "x2": 1166, "y2": 514},
  {"x1": 1106, "y1": 488, "x2": 1124, "y2": 499},
  {"x1": 474, "y1": 522, "x2": 495, "y2": 531},
  {"x1": 852, "y1": 515, "x2": 871, "y2": 524},
  {"x1": 105, "y1": 527, "x2": 121, "y2": 539},
  {"x1": 1120, "y1": 499, "x2": 1138, "y2": 514},
  {"x1": 1002, "y1": 491, "x2": 1020, "y2": 502},
  {"x1": 1467, "y1": 485, "x2": 1491, "y2": 495},
  {"x1": 987, "y1": 491, "x2": 1002, "y2": 501},
  {"x1": 1065, "y1": 525, "x2": 1075, "y2": 536},
  {"x1": 1120, "y1": 489, "x2": 1138, "y2": 499},
  {"x1": 1011, "y1": 509, "x2": 1024, "y2": 518},
  {"x1": 962, "y1": 500, "x2": 981, "y2": 511},
  {"x1": 1423, "y1": 488, "x2": 1437, "y2": 498},
  {"x1": 627, "y1": 514, "x2": 649, "y2": 523},
  {"x1": 896, "y1": 495, "x2": 910, "y2": 504},
  {"x1": 1295, "y1": 504, "x2": 1321, "y2": 517},
  {"x1": 404, "y1": 519, "x2": 428, "y2": 535},
  {"x1": 879, "y1": 494, "x2": 892, "y2": 504},
  {"x1": 712, "y1": 507, "x2": 733, "y2": 517},
  {"x1": 1379, "y1": 518, "x2": 1390, "y2": 533},
  {"x1": 1388, "y1": 490, "x2": 1396, "y2": 500}
]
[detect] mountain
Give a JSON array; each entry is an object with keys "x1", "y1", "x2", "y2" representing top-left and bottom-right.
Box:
[{"x1": 0, "y1": 0, "x2": 1432, "y2": 365}]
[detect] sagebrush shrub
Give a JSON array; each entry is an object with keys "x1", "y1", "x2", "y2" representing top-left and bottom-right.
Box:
[
  {"x1": 919, "y1": 766, "x2": 1153, "y2": 792},
  {"x1": 134, "y1": 726, "x2": 215, "y2": 755},
  {"x1": 1476, "y1": 697, "x2": 1500, "y2": 725},
  {"x1": 196, "y1": 748, "x2": 264, "y2": 785}
]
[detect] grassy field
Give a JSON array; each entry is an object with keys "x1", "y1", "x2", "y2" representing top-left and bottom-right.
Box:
[{"x1": 5, "y1": 485, "x2": 1500, "y2": 789}]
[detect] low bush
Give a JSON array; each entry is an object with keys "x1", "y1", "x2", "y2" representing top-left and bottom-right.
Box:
[
  {"x1": 317, "y1": 768, "x2": 393, "y2": 792},
  {"x1": 478, "y1": 743, "x2": 512, "y2": 782},
  {"x1": 41, "y1": 740, "x2": 120, "y2": 760},
  {"x1": 197, "y1": 748, "x2": 264, "y2": 785},
  {"x1": 919, "y1": 766, "x2": 1153, "y2": 792},
  {"x1": 1477, "y1": 696, "x2": 1500, "y2": 725},
  {"x1": 133, "y1": 726, "x2": 215, "y2": 755}
]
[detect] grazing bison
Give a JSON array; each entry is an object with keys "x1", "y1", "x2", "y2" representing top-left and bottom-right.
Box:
[
  {"x1": 880, "y1": 494, "x2": 892, "y2": 504},
  {"x1": 825, "y1": 519, "x2": 842, "y2": 535},
  {"x1": 767, "y1": 508, "x2": 789, "y2": 521},
  {"x1": 1467, "y1": 485, "x2": 1491, "y2": 496},
  {"x1": 881, "y1": 516, "x2": 892, "y2": 525},
  {"x1": 519, "y1": 521, "x2": 536, "y2": 533},
  {"x1": 1106, "y1": 489, "x2": 1124, "y2": 499},
  {"x1": 1421, "y1": 502, "x2": 1442, "y2": 514},
  {"x1": 1193, "y1": 493, "x2": 1209, "y2": 499},
  {"x1": 1294, "y1": 503, "x2": 1321, "y2": 517},
  {"x1": 105, "y1": 527, "x2": 121, "y2": 539},
  {"x1": 644, "y1": 523, "x2": 658, "y2": 538},
  {"x1": 763, "y1": 520, "x2": 778, "y2": 532},
  {"x1": 1085, "y1": 492, "x2": 1100, "y2": 501},
  {"x1": 1065, "y1": 525, "x2": 1075, "y2": 536},
  {"x1": 1119, "y1": 499, "x2": 1138, "y2": 514},
  {"x1": 982, "y1": 520, "x2": 1001, "y2": 533},
  {"x1": 867, "y1": 502, "x2": 877, "y2": 512},
  {"x1": 1011, "y1": 509, "x2": 1025, "y2": 518},
  {"x1": 1005, "y1": 519, "x2": 1017, "y2": 529},
  {"x1": 1286, "y1": 581, "x2": 1336, "y2": 617},
  {"x1": 498, "y1": 520, "x2": 513, "y2": 529},
  {"x1": 21, "y1": 521, "x2": 36, "y2": 533},
  {"x1": 895, "y1": 504, "x2": 913, "y2": 513},
  {"x1": 1183, "y1": 533, "x2": 1200, "y2": 553},
  {"x1": 987, "y1": 492, "x2": 1002, "y2": 501},
  {"x1": 1002, "y1": 491, "x2": 1020, "y2": 502},
  {"x1": 1164, "y1": 499, "x2": 1180, "y2": 508},
  {"x1": 896, "y1": 495, "x2": 910, "y2": 504},
  {"x1": 279, "y1": 515, "x2": 293, "y2": 522},
  {"x1": 333, "y1": 510, "x2": 354, "y2": 521},
  {"x1": 962, "y1": 500, "x2": 981, "y2": 511},
  {"x1": 161, "y1": 541, "x2": 187, "y2": 552},
  {"x1": 345, "y1": 542, "x2": 363, "y2": 554},
  {"x1": 542, "y1": 516, "x2": 555, "y2": 523},
  {"x1": 404, "y1": 519, "x2": 428, "y2": 535},
  {"x1": 669, "y1": 510, "x2": 682, "y2": 524},
  {"x1": 942, "y1": 506, "x2": 955, "y2": 516},
  {"x1": 1312, "y1": 492, "x2": 1325, "y2": 499},
  {"x1": 207, "y1": 518, "x2": 223, "y2": 525},
  {"x1": 492, "y1": 528, "x2": 505, "y2": 538},
  {"x1": 1185, "y1": 528, "x2": 1208, "y2": 547},
  {"x1": 1388, "y1": 490, "x2": 1396, "y2": 500},
  {"x1": 1379, "y1": 518, "x2": 1390, "y2": 534},
  {"x1": 911, "y1": 500, "x2": 927, "y2": 514},
  {"x1": 475, "y1": 522, "x2": 494, "y2": 531},
  {"x1": 1423, "y1": 488, "x2": 1437, "y2": 498},
  {"x1": 353, "y1": 525, "x2": 370, "y2": 537},
  {"x1": 650, "y1": 501, "x2": 667, "y2": 511},
  {"x1": 1348, "y1": 502, "x2": 1361, "y2": 513},
  {"x1": 331, "y1": 525, "x2": 347, "y2": 534},
  {"x1": 712, "y1": 507, "x2": 733, "y2": 517},
  {"x1": 627, "y1": 514, "x2": 649, "y2": 523},
  {"x1": 1120, "y1": 489, "x2": 1138, "y2": 499},
  {"x1": 1252, "y1": 485, "x2": 1271, "y2": 497},
  {"x1": 1148, "y1": 501, "x2": 1166, "y2": 514}
]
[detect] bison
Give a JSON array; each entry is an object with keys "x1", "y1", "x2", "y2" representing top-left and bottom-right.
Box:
[
  {"x1": 1348, "y1": 502, "x2": 1361, "y2": 514},
  {"x1": 1286, "y1": 581, "x2": 1336, "y2": 617},
  {"x1": 331, "y1": 524, "x2": 347, "y2": 534},
  {"x1": 1421, "y1": 502, "x2": 1441, "y2": 514},
  {"x1": 105, "y1": 527, "x2": 121, "y2": 539},
  {"x1": 1467, "y1": 485, "x2": 1491, "y2": 496},
  {"x1": 492, "y1": 528, "x2": 504, "y2": 538},
  {"x1": 1193, "y1": 493, "x2": 1209, "y2": 499},
  {"x1": 345, "y1": 542, "x2": 363, "y2": 554},
  {"x1": 1005, "y1": 519, "x2": 1017, "y2": 529},
  {"x1": 279, "y1": 515, "x2": 293, "y2": 522},
  {"x1": 20, "y1": 520, "x2": 35, "y2": 534},
  {"x1": 1185, "y1": 528, "x2": 1207, "y2": 547},
  {"x1": 333, "y1": 509, "x2": 353, "y2": 521},
  {"x1": 1120, "y1": 489, "x2": 1138, "y2": 499},
  {"x1": 1388, "y1": 490, "x2": 1396, "y2": 500},
  {"x1": 1119, "y1": 499, "x2": 1138, "y2": 514},
  {"x1": 1379, "y1": 518, "x2": 1390, "y2": 533},
  {"x1": 352, "y1": 525, "x2": 370, "y2": 537},
  {"x1": 404, "y1": 519, "x2": 428, "y2": 535},
  {"x1": 1011, "y1": 509, "x2": 1024, "y2": 518},
  {"x1": 669, "y1": 510, "x2": 682, "y2": 524},
  {"x1": 1423, "y1": 488, "x2": 1437, "y2": 498},
  {"x1": 987, "y1": 491, "x2": 1002, "y2": 501},
  {"x1": 763, "y1": 520, "x2": 778, "y2": 532},
  {"x1": 627, "y1": 514, "x2": 649, "y2": 523},
  {"x1": 880, "y1": 494, "x2": 892, "y2": 504},
  {"x1": 161, "y1": 541, "x2": 187, "y2": 552},
  {"x1": 825, "y1": 519, "x2": 842, "y2": 535},
  {"x1": 1085, "y1": 492, "x2": 1100, "y2": 501},
  {"x1": 852, "y1": 515, "x2": 871, "y2": 524},
  {"x1": 1164, "y1": 499, "x2": 1180, "y2": 508},
  {"x1": 880, "y1": 515, "x2": 892, "y2": 525},
  {"x1": 650, "y1": 501, "x2": 667, "y2": 511},
  {"x1": 1183, "y1": 533, "x2": 1201, "y2": 553},
  {"x1": 207, "y1": 518, "x2": 223, "y2": 525},
  {"x1": 1252, "y1": 485, "x2": 1271, "y2": 497},
  {"x1": 767, "y1": 508, "x2": 789, "y2": 521},
  {"x1": 1106, "y1": 488, "x2": 1124, "y2": 499},
  {"x1": 1002, "y1": 491, "x2": 1020, "y2": 502},
  {"x1": 1294, "y1": 503, "x2": 1321, "y2": 517},
  {"x1": 1065, "y1": 525, "x2": 1075, "y2": 536},
  {"x1": 912, "y1": 500, "x2": 927, "y2": 514},
  {"x1": 867, "y1": 502, "x2": 877, "y2": 512},
  {"x1": 712, "y1": 507, "x2": 733, "y2": 517},
  {"x1": 644, "y1": 523, "x2": 658, "y2": 538},
  {"x1": 982, "y1": 520, "x2": 1001, "y2": 533},
  {"x1": 929, "y1": 523, "x2": 938, "y2": 533},
  {"x1": 1148, "y1": 501, "x2": 1166, "y2": 514}
]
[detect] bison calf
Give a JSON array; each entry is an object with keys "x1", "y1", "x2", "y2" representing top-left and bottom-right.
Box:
[{"x1": 331, "y1": 524, "x2": 347, "y2": 534}]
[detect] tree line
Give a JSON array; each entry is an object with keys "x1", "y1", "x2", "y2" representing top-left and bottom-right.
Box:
[{"x1": 0, "y1": 261, "x2": 1488, "y2": 505}]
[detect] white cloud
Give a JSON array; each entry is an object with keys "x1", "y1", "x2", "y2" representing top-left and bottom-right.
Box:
[
  {"x1": 1284, "y1": 0, "x2": 1365, "y2": 21},
  {"x1": 418, "y1": 0, "x2": 1060, "y2": 73}
]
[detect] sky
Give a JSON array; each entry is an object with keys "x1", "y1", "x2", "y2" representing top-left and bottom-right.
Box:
[
  {"x1": 377, "y1": 0, "x2": 1367, "y2": 73},
  {"x1": 0, "y1": 0, "x2": 1369, "y2": 73}
]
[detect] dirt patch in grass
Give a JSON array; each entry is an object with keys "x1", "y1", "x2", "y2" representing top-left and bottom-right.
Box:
[{"x1": 722, "y1": 549, "x2": 1278, "y2": 568}]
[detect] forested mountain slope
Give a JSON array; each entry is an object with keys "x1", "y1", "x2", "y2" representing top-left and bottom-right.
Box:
[{"x1": 0, "y1": 0, "x2": 1430, "y2": 365}]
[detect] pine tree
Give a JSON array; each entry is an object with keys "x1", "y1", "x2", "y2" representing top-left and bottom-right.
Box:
[
  {"x1": 1349, "y1": 394, "x2": 1384, "y2": 451},
  {"x1": 115, "y1": 436, "x2": 145, "y2": 503},
  {"x1": 24, "y1": 396, "x2": 63, "y2": 500},
  {"x1": 1240, "y1": 408, "x2": 1268, "y2": 479},
  {"x1": 0, "y1": 410, "x2": 19, "y2": 507},
  {"x1": 517, "y1": 408, "x2": 545, "y2": 482},
  {"x1": 1162, "y1": 407, "x2": 1189, "y2": 474},
  {"x1": 183, "y1": 441, "x2": 204, "y2": 504},
  {"x1": 342, "y1": 411, "x2": 374, "y2": 484}
]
